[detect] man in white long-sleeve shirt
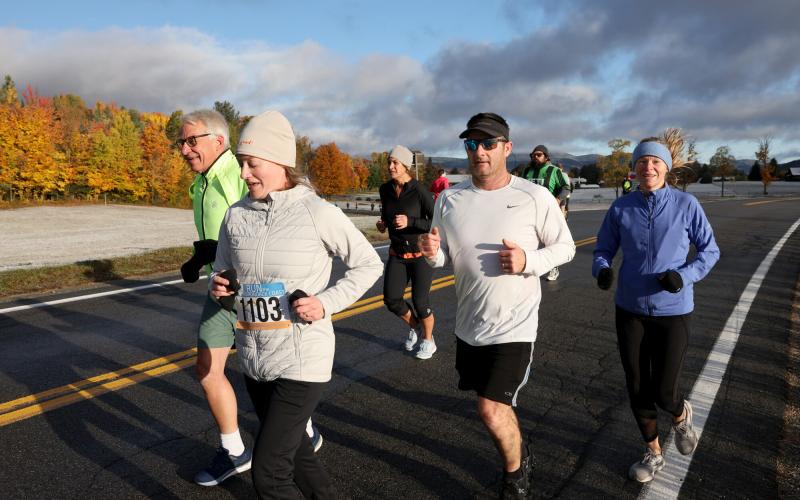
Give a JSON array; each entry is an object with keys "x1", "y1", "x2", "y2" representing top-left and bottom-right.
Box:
[{"x1": 419, "y1": 112, "x2": 575, "y2": 498}]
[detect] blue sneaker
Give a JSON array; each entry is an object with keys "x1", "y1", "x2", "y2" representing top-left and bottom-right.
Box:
[
  {"x1": 194, "y1": 447, "x2": 252, "y2": 487},
  {"x1": 310, "y1": 424, "x2": 324, "y2": 452}
]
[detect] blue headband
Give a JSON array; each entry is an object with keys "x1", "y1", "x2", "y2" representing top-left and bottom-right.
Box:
[{"x1": 632, "y1": 142, "x2": 672, "y2": 170}]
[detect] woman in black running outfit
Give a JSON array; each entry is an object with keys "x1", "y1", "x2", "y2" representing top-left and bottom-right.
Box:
[{"x1": 377, "y1": 145, "x2": 437, "y2": 360}]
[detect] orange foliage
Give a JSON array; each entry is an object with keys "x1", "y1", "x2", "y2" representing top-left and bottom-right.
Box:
[
  {"x1": 0, "y1": 77, "x2": 192, "y2": 206},
  {"x1": 352, "y1": 157, "x2": 369, "y2": 191},
  {"x1": 309, "y1": 142, "x2": 354, "y2": 197}
]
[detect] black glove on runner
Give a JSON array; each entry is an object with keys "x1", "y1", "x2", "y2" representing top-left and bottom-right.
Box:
[
  {"x1": 180, "y1": 257, "x2": 202, "y2": 283},
  {"x1": 193, "y1": 240, "x2": 218, "y2": 266},
  {"x1": 597, "y1": 267, "x2": 614, "y2": 290},
  {"x1": 217, "y1": 269, "x2": 240, "y2": 312},
  {"x1": 289, "y1": 289, "x2": 310, "y2": 324},
  {"x1": 180, "y1": 240, "x2": 219, "y2": 283},
  {"x1": 657, "y1": 270, "x2": 683, "y2": 293}
]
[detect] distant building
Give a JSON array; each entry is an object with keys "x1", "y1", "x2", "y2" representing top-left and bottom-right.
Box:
[
  {"x1": 412, "y1": 150, "x2": 426, "y2": 179},
  {"x1": 786, "y1": 167, "x2": 800, "y2": 181}
]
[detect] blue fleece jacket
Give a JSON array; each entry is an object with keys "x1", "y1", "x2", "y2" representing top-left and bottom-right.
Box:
[{"x1": 592, "y1": 186, "x2": 719, "y2": 316}]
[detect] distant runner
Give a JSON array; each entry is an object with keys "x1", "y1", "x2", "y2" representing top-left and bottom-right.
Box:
[{"x1": 377, "y1": 145, "x2": 437, "y2": 360}]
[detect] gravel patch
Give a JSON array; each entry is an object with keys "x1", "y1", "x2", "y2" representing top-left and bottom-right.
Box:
[{"x1": 0, "y1": 205, "x2": 384, "y2": 271}]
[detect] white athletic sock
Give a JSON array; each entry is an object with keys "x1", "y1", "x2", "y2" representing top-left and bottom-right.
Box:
[
  {"x1": 306, "y1": 419, "x2": 314, "y2": 438},
  {"x1": 220, "y1": 429, "x2": 245, "y2": 456}
]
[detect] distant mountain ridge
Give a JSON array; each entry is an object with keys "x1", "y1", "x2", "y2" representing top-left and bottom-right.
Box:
[
  {"x1": 430, "y1": 151, "x2": 600, "y2": 173},
  {"x1": 430, "y1": 153, "x2": 764, "y2": 173}
]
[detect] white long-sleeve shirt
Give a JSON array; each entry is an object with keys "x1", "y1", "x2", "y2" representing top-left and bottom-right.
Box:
[{"x1": 427, "y1": 176, "x2": 575, "y2": 345}]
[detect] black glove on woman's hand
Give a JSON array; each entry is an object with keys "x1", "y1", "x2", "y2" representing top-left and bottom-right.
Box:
[
  {"x1": 217, "y1": 269, "x2": 240, "y2": 312},
  {"x1": 657, "y1": 269, "x2": 683, "y2": 293},
  {"x1": 597, "y1": 267, "x2": 614, "y2": 290}
]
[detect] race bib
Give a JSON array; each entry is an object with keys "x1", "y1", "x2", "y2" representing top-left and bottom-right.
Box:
[{"x1": 235, "y1": 282, "x2": 292, "y2": 331}]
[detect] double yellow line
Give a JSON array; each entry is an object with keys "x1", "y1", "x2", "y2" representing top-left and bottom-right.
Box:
[
  {"x1": 0, "y1": 275, "x2": 455, "y2": 427},
  {"x1": 1, "y1": 237, "x2": 596, "y2": 427}
]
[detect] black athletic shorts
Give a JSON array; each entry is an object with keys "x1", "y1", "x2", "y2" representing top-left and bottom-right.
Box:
[{"x1": 455, "y1": 337, "x2": 533, "y2": 407}]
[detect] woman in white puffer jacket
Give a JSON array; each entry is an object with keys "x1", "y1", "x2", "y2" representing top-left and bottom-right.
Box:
[{"x1": 211, "y1": 110, "x2": 382, "y2": 499}]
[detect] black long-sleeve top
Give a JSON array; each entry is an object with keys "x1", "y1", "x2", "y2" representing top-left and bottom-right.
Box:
[{"x1": 378, "y1": 178, "x2": 434, "y2": 255}]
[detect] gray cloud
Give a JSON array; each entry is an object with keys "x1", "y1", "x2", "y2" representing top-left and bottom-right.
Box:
[{"x1": 1, "y1": 0, "x2": 798, "y2": 161}]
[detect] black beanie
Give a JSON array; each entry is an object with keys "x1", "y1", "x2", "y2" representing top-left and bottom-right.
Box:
[{"x1": 532, "y1": 145, "x2": 549, "y2": 159}]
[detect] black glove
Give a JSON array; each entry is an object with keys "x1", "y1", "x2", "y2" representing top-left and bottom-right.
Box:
[
  {"x1": 217, "y1": 269, "x2": 240, "y2": 312},
  {"x1": 289, "y1": 289, "x2": 310, "y2": 324},
  {"x1": 180, "y1": 240, "x2": 219, "y2": 283},
  {"x1": 193, "y1": 240, "x2": 218, "y2": 266},
  {"x1": 180, "y1": 256, "x2": 202, "y2": 283},
  {"x1": 597, "y1": 267, "x2": 614, "y2": 290},
  {"x1": 658, "y1": 270, "x2": 683, "y2": 293}
]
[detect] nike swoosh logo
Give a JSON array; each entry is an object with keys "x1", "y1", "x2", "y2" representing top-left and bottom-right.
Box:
[{"x1": 507, "y1": 204, "x2": 520, "y2": 208}]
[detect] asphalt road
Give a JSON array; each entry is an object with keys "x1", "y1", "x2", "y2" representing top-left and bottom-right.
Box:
[{"x1": 1, "y1": 198, "x2": 798, "y2": 499}]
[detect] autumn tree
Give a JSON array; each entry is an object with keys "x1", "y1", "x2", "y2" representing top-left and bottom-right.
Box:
[
  {"x1": 367, "y1": 151, "x2": 389, "y2": 189},
  {"x1": 86, "y1": 107, "x2": 145, "y2": 200},
  {"x1": 308, "y1": 142, "x2": 353, "y2": 197},
  {"x1": 671, "y1": 136, "x2": 697, "y2": 191},
  {"x1": 597, "y1": 138, "x2": 631, "y2": 197},
  {"x1": 352, "y1": 157, "x2": 370, "y2": 192},
  {"x1": 295, "y1": 135, "x2": 315, "y2": 175},
  {"x1": 1, "y1": 75, "x2": 19, "y2": 105},
  {"x1": 140, "y1": 112, "x2": 192, "y2": 206},
  {"x1": 165, "y1": 110, "x2": 183, "y2": 144},
  {"x1": 755, "y1": 136, "x2": 775, "y2": 195},
  {"x1": 214, "y1": 101, "x2": 241, "y2": 151},
  {"x1": 422, "y1": 157, "x2": 438, "y2": 186},
  {"x1": 709, "y1": 146, "x2": 736, "y2": 197},
  {"x1": 3, "y1": 86, "x2": 66, "y2": 199},
  {"x1": 52, "y1": 94, "x2": 93, "y2": 197}
]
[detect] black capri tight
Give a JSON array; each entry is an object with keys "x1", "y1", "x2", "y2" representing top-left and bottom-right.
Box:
[
  {"x1": 615, "y1": 306, "x2": 691, "y2": 442},
  {"x1": 382, "y1": 255, "x2": 433, "y2": 320}
]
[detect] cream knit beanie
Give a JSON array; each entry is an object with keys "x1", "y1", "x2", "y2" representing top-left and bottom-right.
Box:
[
  {"x1": 237, "y1": 110, "x2": 296, "y2": 168},
  {"x1": 389, "y1": 145, "x2": 414, "y2": 168}
]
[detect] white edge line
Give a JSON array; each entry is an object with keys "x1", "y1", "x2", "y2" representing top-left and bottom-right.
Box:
[
  {"x1": 0, "y1": 243, "x2": 391, "y2": 315},
  {"x1": 640, "y1": 216, "x2": 800, "y2": 499}
]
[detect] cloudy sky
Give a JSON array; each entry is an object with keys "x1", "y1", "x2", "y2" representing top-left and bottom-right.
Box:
[{"x1": 2, "y1": 0, "x2": 798, "y2": 162}]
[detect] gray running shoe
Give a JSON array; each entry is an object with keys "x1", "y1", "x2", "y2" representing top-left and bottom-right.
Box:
[
  {"x1": 673, "y1": 400, "x2": 699, "y2": 455},
  {"x1": 546, "y1": 267, "x2": 560, "y2": 281},
  {"x1": 404, "y1": 329, "x2": 418, "y2": 351},
  {"x1": 628, "y1": 449, "x2": 665, "y2": 483},
  {"x1": 415, "y1": 339, "x2": 437, "y2": 360},
  {"x1": 310, "y1": 424, "x2": 324, "y2": 452},
  {"x1": 194, "y1": 447, "x2": 252, "y2": 486}
]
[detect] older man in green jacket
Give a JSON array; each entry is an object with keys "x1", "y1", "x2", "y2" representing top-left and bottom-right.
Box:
[{"x1": 179, "y1": 109, "x2": 251, "y2": 486}]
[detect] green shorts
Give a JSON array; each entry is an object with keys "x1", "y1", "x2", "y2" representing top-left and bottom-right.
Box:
[{"x1": 197, "y1": 295, "x2": 236, "y2": 349}]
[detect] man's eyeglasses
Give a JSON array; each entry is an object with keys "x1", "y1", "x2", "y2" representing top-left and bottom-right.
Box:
[
  {"x1": 463, "y1": 138, "x2": 507, "y2": 152},
  {"x1": 530, "y1": 152, "x2": 545, "y2": 158},
  {"x1": 176, "y1": 133, "x2": 212, "y2": 148}
]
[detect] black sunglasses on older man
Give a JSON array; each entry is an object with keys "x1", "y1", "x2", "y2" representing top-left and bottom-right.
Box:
[
  {"x1": 463, "y1": 138, "x2": 507, "y2": 152},
  {"x1": 176, "y1": 133, "x2": 213, "y2": 148}
]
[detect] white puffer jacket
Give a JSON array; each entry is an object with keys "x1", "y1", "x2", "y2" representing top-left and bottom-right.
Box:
[{"x1": 214, "y1": 185, "x2": 383, "y2": 383}]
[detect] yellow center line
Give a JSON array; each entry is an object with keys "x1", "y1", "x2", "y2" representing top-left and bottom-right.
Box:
[
  {"x1": 743, "y1": 197, "x2": 800, "y2": 207},
  {"x1": 0, "y1": 237, "x2": 596, "y2": 427}
]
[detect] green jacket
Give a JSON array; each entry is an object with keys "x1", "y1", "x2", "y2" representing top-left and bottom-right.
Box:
[
  {"x1": 189, "y1": 149, "x2": 248, "y2": 242},
  {"x1": 521, "y1": 161, "x2": 567, "y2": 198}
]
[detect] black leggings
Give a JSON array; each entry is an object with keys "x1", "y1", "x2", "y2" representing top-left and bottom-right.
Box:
[
  {"x1": 382, "y1": 255, "x2": 434, "y2": 320},
  {"x1": 245, "y1": 377, "x2": 333, "y2": 500},
  {"x1": 615, "y1": 307, "x2": 691, "y2": 443}
]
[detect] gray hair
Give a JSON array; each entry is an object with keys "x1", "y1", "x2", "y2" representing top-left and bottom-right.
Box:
[{"x1": 181, "y1": 109, "x2": 230, "y2": 148}]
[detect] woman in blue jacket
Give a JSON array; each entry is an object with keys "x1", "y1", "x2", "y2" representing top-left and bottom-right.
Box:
[{"x1": 592, "y1": 138, "x2": 720, "y2": 483}]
